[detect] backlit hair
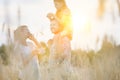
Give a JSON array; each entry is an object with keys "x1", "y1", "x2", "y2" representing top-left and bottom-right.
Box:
[
  {"x1": 54, "y1": 0, "x2": 66, "y2": 6},
  {"x1": 14, "y1": 25, "x2": 29, "y2": 41}
]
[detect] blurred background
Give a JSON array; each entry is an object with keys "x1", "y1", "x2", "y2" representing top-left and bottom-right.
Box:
[
  {"x1": 0, "y1": 0, "x2": 120, "y2": 80},
  {"x1": 0, "y1": 0, "x2": 120, "y2": 51}
]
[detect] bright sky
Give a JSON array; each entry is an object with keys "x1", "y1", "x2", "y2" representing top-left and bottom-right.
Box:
[{"x1": 0, "y1": 0, "x2": 120, "y2": 51}]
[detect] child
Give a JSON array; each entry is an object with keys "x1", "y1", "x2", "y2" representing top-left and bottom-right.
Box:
[{"x1": 47, "y1": 0, "x2": 73, "y2": 40}]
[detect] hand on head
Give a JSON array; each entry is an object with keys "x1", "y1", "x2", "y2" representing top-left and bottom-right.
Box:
[{"x1": 28, "y1": 33, "x2": 35, "y2": 41}]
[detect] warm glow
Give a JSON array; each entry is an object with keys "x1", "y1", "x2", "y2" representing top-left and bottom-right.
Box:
[
  {"x1": 71, "y1": 12, "x2": 92, "y2": 37},
  {"x1": 72, "y1": 13, "x2": 88, "y2": 31},
  {"x1": 71, "y1": 10, "x2": 93, "y2": 49}
]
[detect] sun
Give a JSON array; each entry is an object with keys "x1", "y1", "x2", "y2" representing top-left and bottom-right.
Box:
[
  {"x1": 71, "y1": 11, "x2": 93, "y2": 49},
  {"x1": 72, "y1": 13, "x2": 87, "y2": 30},
  {"x1": 71, "y1": 11, "x2": 92, "y2": 36}
]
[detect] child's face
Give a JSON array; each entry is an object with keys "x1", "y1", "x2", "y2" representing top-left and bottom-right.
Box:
[
  {"x1": 54, "y1": 1, "x2": 63, "y2": 10},
  {"x1": 50, "y1": 20, "x2": 60, "y2": 34}
]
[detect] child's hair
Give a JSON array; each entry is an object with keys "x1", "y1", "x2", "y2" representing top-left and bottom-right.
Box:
[
  {"x1": 54, "y1": 0, "x2": 65, "y2": 2},
  {"x1": 54, "y1": 0, "x2": 67, "y2": 7}
]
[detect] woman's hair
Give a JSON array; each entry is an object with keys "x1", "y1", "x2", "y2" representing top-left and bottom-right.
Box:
[{"x1": 14, "y1": 25, "x2": 29, "y2": 41}]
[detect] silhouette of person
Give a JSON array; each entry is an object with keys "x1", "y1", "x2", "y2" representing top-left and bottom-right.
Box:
[
  {"x1": 47, "y1": 13, "x2": 72, "y2": 79},
  {"x1": 47, "y1": 15, "x2": 71, "y2": 66},
  {"x1": 14, "y1": 25, "x2": 40, "y2": 80}
]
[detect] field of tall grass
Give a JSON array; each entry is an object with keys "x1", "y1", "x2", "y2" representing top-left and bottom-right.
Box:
[{"x1": 0, "y1": 36, "x2": 120, "y2": 80}]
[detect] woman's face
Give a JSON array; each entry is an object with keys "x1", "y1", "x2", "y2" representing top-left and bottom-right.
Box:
[{"x1": 20, "y1": 27, "x2": 30, "y2": 40}]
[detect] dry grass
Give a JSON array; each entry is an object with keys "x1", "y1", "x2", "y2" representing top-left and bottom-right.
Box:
[{"x1": 0, "y1": 39, "x2": 120, "y2": 80}]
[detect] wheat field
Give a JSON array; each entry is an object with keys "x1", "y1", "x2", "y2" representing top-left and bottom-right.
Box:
[{"x1": 0, "y1": 37, "x2": 120, "y2": 80}]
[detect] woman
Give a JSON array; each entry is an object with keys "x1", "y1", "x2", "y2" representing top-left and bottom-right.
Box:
[
  {"x1": 47, "y1": 12, "x2": 72, "y2": 80},
  {"x1": 47, "y1": 15, "x2": 71, "y2": 66},
  {"x1": 14, "y1": 25, "x2": 40, "y2": 80}
]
